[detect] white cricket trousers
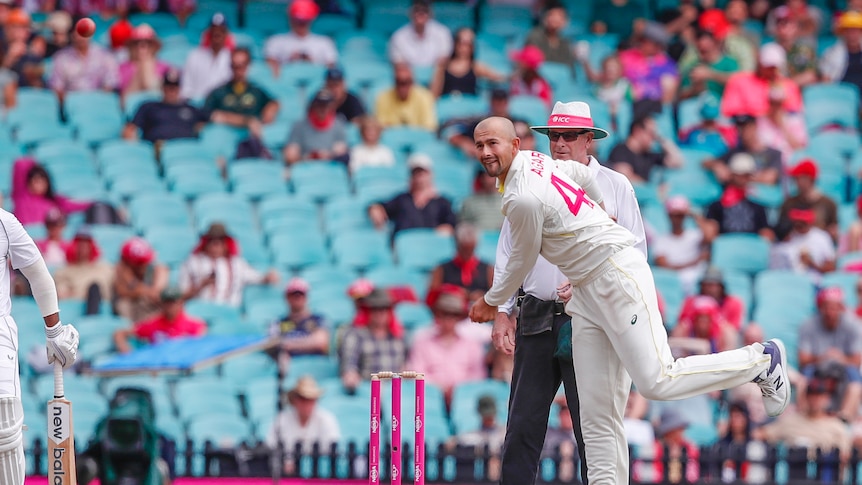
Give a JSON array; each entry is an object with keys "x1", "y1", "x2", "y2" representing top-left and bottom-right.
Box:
[{"x1": 569, "y1": 247, "x2": 771, "y2": 485}]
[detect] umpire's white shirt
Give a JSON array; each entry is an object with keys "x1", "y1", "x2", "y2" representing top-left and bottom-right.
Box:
[
  {"x1": 497, "y1": 156, "x2": 646, "y2": 313},
  {"x1": 486, "y1": 151, "x2": 635, "y2": 308}
]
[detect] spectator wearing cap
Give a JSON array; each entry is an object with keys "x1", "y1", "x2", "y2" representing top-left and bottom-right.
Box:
[
  {"x1": 820, "y1": 11, "x2": 862, "y2": 93},
  {"x1": 458, "y1": 171, "x2": 505, "y2": 232},
  {"x1": 375, "y1": 62, "x2": 437, "y2": 131},
  {"x1": 323, "y1": 67, "x2": 365, "y2": 123},
  {"x1": 779, "y1": 159, "x2": 838, "y2": 240},
  {"x1": 48, "y1": 14, "x2": 119, "y2": 102},
  {"x1": 703, "y1": 115, "x2": 782, "y2": 186},
  {"x1": 35, "y1": 208, "x2": 69, "y2": 269},
  {"x1": 283, "y1": 88, "x2": 347, "y2": 165},
  {"x1": 346, "y1": 280, "x2": 410, "y2": 343},
  {"x1": 268, "y1": 278, "x2": 329, "y2": 366},
  {"x1": 756, "y1": 377, "x2": 852, "y2": 465},
  {"x1": 633, "y1": 409, "x2": 699, "y2": 484},
  {"x1": 678, "y1": 96, "x2": 737, "y2": 156},
  {"x1": 12, "y1": 157, "x2": 91, "y2": 226},
  {"x1": 266, "y1": 376, "x2": 341, "y2": 476},
  {"x1": 670, "y1": 295, "x2": 739, "y2": 353},
  {"x1": 765, "y1": 0, "x2": 822, "y2": 41},
  {"x1": 440, "y1": 87, "x2": 512, "y2": 158},
  {"x1": 525, "y1": 5, "x2": 575, "y2": 67},
  {"x1": 721, "y1": 43, "x2": 803, "y2": 118},
  {"x1": 796, "y1": 287, "x2": 862, "y2": 421},
  {"x1": 118, "y1": 24, "x2": 170, "y2": 99},
  {"x1": 768, "y1": 7, "x2": 818, "y2": 87},
  {"x1": 1, "y1": 9, "x2": 41, "y2": 84},
  {"x1": 368, "y1": 153, "x2": 457, "y2": 237},
  {"x1": 54, "y1": 228, "x2": 114, "y2": 314},
  {"x1": 607, "y1": 114, "x2": 684, "y2": 184},
  {"x1": 179, "y1": 222, "x2": 279, "y2": 307},
  {"x1": 263, "y1": 0, "x2": 337, "y2": 78},
  {"x1": 348, "y1": 115, "x2": 395, "y2": 174},
  {"x1": 112, "y1": 287, "x2": 207, "y2": 354},
  {"x1": 112, "y1": 237, "x2": 168, "y2": 323},
  {"x1": 679, "y1": 267, "x2": 746, "y2": 331},
  {"x1": 678, "y1": 28, "x2": 739, "y2": 101},
  {"x1": 339, "y1": 289, "x2": 407, "y2": 393},
  {"x1": 429, "y1": 224, "x2": 493, "y2": 304},
  {"x1": 653, "y1": 196, "x2": 712, "y2": 293},
  {"x1": 618, "y1": 21, "x2": 679, "y2": 105},
  {"x1": 407, "y1": 286, "x2": 486, "y2": 406},
  {"x1": 509, "y1": 45, "x2": 552, "y2": 107},
  {"x1": 123, "y1": 68, "x2": 210, "y2": 144},
  {"x1": 388, "y1": 0, "x2": 452, "y2": 69},
  {"x1": 204, "y1": 47, "x2": 279, "y2": 139},
  {"x1": 756, "y1": 85, "x2": 808, "y2": 167},
  {"x1": 455, "y1": 394, "x2": 507, "y2": 453},
  {"x1": 704, "y1": 153, "x2": 774, "y2": 240},
  {"x1": 430, "y1": 27, "x2": 504, "y2": 99},
  {"x1": 180, "y1": 13, "x2": 232, "y2": 101},
  {"x1": 43, "y1": 11, "x2": 72, "y2": 58},
  {"x1": 769, "y1": 206, "x2": 836, "y2": 281}
]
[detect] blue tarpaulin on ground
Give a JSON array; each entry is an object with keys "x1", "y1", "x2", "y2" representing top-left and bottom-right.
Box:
[{"x1": 91, "y1": 334, "x2": 272, "y2": 374}]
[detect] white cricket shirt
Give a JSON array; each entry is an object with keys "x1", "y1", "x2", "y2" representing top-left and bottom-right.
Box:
[
  {"x1": 497, "y1": 156, "x2": 647, "y2": 313},
  {"x1": 180, "y1": 46, "x2": 232, "y2": 101},
  {"x1": 0, "y1": 210, "x2": 42, "y2": 317},
  {"x1": 485, "y1": 151, "x2": 635, "y2": 307},
  {"x1": 264, "y1": 32, "x2": 339, "y2": 66},
  {"x1": 388, "y1": 20, "x2": 453, "y2": 68}
]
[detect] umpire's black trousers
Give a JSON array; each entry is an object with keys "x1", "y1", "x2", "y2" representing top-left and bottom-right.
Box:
[{"x1": 500, "y1": 294, "x2": 587, "y2": 485}]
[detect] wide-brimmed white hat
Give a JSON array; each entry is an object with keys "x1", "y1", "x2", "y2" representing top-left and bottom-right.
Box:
[{"x1": 530, "y1": 101, "x2": 610, "y2": 139}]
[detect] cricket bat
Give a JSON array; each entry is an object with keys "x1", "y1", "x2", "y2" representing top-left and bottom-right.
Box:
[{"x1": 48, "y1": 362, "x2": 77, "y2": 485}]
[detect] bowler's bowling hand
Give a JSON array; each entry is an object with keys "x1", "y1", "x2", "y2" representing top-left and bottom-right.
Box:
[{"x1": 469, "y1": 296, "x2": 497, "y2": 323}]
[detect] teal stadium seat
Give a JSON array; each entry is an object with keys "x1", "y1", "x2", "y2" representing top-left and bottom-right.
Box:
[
  {"x1": 711, "y1": 234, "x2": 771, "y2": 276},
  {"x1": 394, "y1": 229, "x2": 455, "y2": 271},
  {"x1": 331, "y1": 228, "x2": 393, "y2": 271},
  {"x1": 16, "y1": 123, "x2": 74, "y2": 148},
  {"x1": 652, "y1": 267, "x2": 684, "y2": 327},
  {"x1": 144, "y1": 225, "x2": 198, "y2": 266},
  {"x1": 130, "y1": 192, "x2": 191, "y2": 230},
  {"x1": 300, "y1": 265, "x2": 358, "y2": 296},
  {"x1": 436, "y1": 95, "x2": 488, "y2": 122},
  {"x1": 803, "y1": 83, "x2": 860, "y2": 133},
  {"x1": 88, "y1": 225, "x2": 136, "y2": 263},
  {"x1": 381, "y1": 127, "x2": 437, "y2": 154},
  {"x1": 64, "y1": 91, "x2": 122, "y2": 126},
  {"x1": 395, "y1": 302, "x2": 433, "y2": 331},
  {"x1": 193, "y1": 193, "x2": 255, "y2": 231},
  {"x1": 259, "y1": 194, "x2": 318, "y2": 224},
  {"x1": 269, "y1": 232, "x2": 328, "y2": 270},
  {"x1": 450, "y1": 379, "x2": 510, "y2": 434},
  {"x1": 290, "y1": 162, "x2": 350, "y2": 202},
  {"x1": 323, "y1": 196, "x2": 374, "y2": 233}
]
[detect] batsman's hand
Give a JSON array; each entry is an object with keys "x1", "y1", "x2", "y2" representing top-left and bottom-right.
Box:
[
  {"x1": 469, "y1": 297, "x2": 497, "y2": 323},
  {"x1": 492, "y1": 313, "x2": 516, "y2": 355},
  {"x1": 45, "y1": 322, "x2": 79, "y2": 369}
]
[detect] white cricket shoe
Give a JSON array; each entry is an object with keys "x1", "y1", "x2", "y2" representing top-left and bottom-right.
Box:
[{"x1": 753, "y1": 339, "x2": 790, "y2": 417}]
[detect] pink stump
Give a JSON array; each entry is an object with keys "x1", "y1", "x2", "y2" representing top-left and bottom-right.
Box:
[
  {"x1": 369, "y1": 376, "x2": 381, "y2": 485},
  {"x1": 391, "y1": 376, "x2": 402, "y2": 485},
  {"x1": 414, "y1": 376, "x2": 425, "y2": 485}
]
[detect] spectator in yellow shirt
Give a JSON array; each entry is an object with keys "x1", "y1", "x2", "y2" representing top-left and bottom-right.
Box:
[{"x1": 375, "y1": 63, "x2": 438, "y2": 131}]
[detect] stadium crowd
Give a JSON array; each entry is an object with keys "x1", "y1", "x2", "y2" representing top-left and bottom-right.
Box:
[{"x1": 5, "y1": 0, "x2": 862, "y2": 480}]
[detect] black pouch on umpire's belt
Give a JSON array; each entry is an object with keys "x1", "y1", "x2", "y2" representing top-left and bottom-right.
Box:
[{"x1": 518, "y1": 296, "x2": 556, "y2": 336}]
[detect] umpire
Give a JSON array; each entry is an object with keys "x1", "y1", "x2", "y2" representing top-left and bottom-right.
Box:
[{"x1": 494, "y1": 101, "x2": 647, "y2": 484}]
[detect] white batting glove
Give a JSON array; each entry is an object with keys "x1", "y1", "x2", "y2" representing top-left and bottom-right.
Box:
[{"x1": 45, "y1": 322, "x2": 79, "y2": 369}]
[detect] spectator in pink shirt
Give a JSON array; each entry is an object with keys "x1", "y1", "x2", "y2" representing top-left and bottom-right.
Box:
[
  {"x1": 11, "y1": 158, "x2": 91, "y2": 226},
  {"x1": 721, "y1": 43, "x2": 803, "y2": 118},
  {"x1": 118, "y1": 24, "x2": 170, "y2": 99},
  {"x1": 407, "y1": 285, "x2": 486, "y2": 407},
  {"x1": 49, "y1": 22, "x2": 119, "y2": 102},
  {"x1": 508, "y1": 45, "x2": 552, "y2": 107}
]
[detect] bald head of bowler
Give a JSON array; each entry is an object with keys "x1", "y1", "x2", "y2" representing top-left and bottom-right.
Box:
[{"x1": 474, "y1": 116, "x2": 520, "y2": 179}]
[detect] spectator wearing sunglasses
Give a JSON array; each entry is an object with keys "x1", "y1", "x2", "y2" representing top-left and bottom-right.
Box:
[{"x1": 608, "y1": 114, "x2": 684, "y2": 184}]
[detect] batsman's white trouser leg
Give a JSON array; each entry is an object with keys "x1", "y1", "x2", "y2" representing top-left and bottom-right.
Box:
[
  {"x1": 570, "y1": 315, "x2": 631, "y2": 485},
  {"x1": 0, "y1": 396, "x2": 25, "y2": 485}
]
